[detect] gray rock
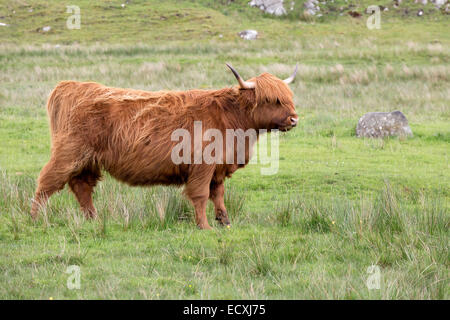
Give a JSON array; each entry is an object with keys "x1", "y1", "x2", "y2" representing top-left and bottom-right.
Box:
[
  {"x1": 304, "y1": 0, "x2": 321, "y2": 15},
  {"x1": 290, "y1": 1, "x2": 295, "y2": 10},
  {"x1": 239, "y1": 29, "x2": 258, "y2": 40},
  {"x1": 249, "y1": 0, "x2": 287, "y2": 16},
  {"x1": 356, "y1": 111, "x2": 413, "y2": 138},
  {"x1": 432, "y1": 0, "x2": 446, "y2": 8}
]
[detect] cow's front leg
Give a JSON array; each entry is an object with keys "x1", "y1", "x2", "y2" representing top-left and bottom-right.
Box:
[
  {"x1": 185, "y1": 166, "x2": 214, "y2": 230},
  {"x1": 210, "y1": 181, "x2": 230, "y2": 226}
]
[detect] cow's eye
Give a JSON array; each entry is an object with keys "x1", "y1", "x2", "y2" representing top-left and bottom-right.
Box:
[{"x1": 276, "y1": 98, "x2": 281, "y2": 105}]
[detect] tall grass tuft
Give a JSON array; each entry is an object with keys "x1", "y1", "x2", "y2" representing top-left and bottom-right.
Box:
[
  {"x1": 275, "y1": 200, "x2": 295, "y2": 227},
  {"x1": 148, "y1": 187, "x2": 192, "y2": 228},
  {"x1": 247, "y1": 237, "x2": 272, "y2": 276},
  {"x1": 371, "y1": 181, "x2": 404, "y2": 235},
  {"x1": 224, "y1": 185, "x2": 247, "y2": 219},
  {"x1": 216, "y1": 238, "x2": 235, "y2": 267}
]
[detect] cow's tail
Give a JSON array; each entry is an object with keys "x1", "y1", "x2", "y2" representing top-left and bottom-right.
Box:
[{"x1": 46, "y1": 81, "x2": 74, "y2": 137}]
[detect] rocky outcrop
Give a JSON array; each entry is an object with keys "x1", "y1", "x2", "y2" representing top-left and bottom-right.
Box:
[
  {"x1": 249, "y1": 0, "x2": 287, "y2": 16},
  {"x1": 304, "y1": 0, "x2": 320, "y2": 16}
]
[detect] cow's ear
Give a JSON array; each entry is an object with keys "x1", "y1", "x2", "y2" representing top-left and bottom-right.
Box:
[{"x1": 226, "y1": 63, "x2": 255, "y2": 89}]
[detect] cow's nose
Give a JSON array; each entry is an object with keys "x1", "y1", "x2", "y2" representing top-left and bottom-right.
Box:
[{"x1": 290, "y1": 116, "x2": 298, "y2": 127}]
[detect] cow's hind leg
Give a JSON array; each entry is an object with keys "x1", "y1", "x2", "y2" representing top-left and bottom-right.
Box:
[
  {"x1": 68, "y1": 168, "x2": 101, "y2": 219},
  {"x1": 31, "y1": 157, "x2": 78, "y2": 219}
]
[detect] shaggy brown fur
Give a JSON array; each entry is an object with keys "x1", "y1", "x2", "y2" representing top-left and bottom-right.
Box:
[{"x1": 31, "y1": 71, "x2": 298, "y2": 229}]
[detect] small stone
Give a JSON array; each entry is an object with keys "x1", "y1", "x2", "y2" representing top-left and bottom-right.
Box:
[
  {"x1": 42, "y1": 26, "x2": 51, "y2": 32},
  {"x1": 239, "y1": 29, "x2": 258, "y2": 40}
]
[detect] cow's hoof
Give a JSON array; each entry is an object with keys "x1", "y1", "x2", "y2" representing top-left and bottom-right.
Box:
[
  {"x1": 215, "y1": 212, "x2": 230, "y2": 226},
  {"x1": 197, "y1": 223, "x2": 212, "y2": 230},
  {"x1": 216, "y1": 219, "x2": 231, "y2": 226}
]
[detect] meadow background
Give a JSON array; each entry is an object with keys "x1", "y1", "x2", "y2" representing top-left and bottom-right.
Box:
[{"x1": 0, "y1": 0, "x2": 448, "y2": 299}]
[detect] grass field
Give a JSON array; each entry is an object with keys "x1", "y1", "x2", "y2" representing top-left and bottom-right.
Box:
[{"x1": 0, "y1": 1, "x2": 449, "y2": 299}]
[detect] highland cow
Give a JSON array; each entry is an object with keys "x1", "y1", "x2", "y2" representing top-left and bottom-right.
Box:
[{"x1": 31, "y1": 64, "x2": 298, "y2": 229}]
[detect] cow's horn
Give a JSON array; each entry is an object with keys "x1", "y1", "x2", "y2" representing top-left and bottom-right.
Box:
[
  {"x1": 226, "y1": 63, "x2": 255, "y2": 89},
  {"x1": 283, "y1": 63, "x2": 298, "y2": 84}
]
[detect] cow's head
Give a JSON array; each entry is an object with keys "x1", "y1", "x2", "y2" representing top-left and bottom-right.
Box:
[{"x1": 227, "y1": 64, "x2": 298, "y2": 131}]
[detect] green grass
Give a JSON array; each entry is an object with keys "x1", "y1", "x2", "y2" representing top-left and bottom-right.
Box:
[
  {"x1": 1, "y1": 0, "x2": 448, "y2": 44},
  {"x1": 0, "y1": 1, "x2": 449, "y2": 299}
]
